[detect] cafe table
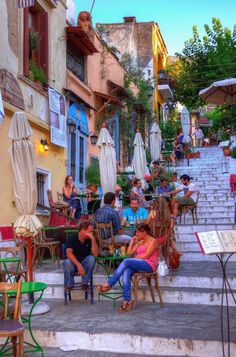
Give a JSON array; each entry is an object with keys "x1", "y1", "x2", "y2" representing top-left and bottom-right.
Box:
[
  {"x1": 0, "y1": 281, "x2": 48, "y2": 356},
  {"x1": 0, "y1": 256, "x2": 22, "y2": 282},
  {"x1": 95, "y1": 254, "x2": 131, "y2": 306}
]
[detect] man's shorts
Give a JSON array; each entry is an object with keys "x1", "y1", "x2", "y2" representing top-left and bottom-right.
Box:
[{"x1": 176, "y1": 196, "x2": 195, "y2": 206}]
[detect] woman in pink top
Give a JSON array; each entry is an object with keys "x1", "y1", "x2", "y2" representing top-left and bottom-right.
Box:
[{"x1": 96, "y1": 223, "x2": 158, "y2": 312}]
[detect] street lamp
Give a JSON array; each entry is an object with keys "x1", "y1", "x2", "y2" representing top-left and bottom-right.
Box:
[
  {"x1": 89, "y1": 131, "x2": 98, "y2": 145},
  {"x1": 164, "y1": 98, "x2": 176, "y2": 121}
]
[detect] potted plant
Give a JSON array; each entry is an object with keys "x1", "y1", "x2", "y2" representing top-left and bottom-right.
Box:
[
  {"x1": 195, "y1": 151, "x2": 201, "y2": 158},
  {"x1": 186, "y1": 148, "x2": 195, "y2": 159},
  {"x1": 85, "y1": 163, "x2": 100, "y2": 188},
  {"x1": 29, "y1": 60, "x2": 47, "y2": 87},
  {"x1": 29, "y1": 31, "x2": 40, "y2": 60},
  {"x1": 223, "y1": 146, "x2": 231, "y2": 157}
]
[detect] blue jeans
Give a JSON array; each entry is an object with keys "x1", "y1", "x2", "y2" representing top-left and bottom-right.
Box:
[
  {"x1": 108, "y1": 258, "x2": 152, "y2": 301},
  {"x1": 62, "y1": 255, "x2": 95, "y2": 288}
]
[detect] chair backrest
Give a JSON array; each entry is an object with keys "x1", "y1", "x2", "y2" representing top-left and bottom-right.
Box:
[
  {"x1": 0, "y1": 280, "x2": 22, "y2": 320},
  {"x1": 47, "y1": 189, "x2": 54, "y2": 208},
  {"x1": 195, "y1": 191, "x2": 200, "y2": 204},
  {"x1": 95, "y1": 222, "x2": 114, "y2": 250}
]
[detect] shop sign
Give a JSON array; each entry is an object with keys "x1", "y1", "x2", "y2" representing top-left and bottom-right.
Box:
[{"x1": 0, "y1": 69, "x2": 25, "y2": 110}]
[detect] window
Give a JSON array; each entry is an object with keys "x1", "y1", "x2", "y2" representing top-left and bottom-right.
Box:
[
  {"x1": 36, "y1": 168, "x2": 51, "y2": 214},
  {"x1": 24, "y1": 5, "x2": 48, "y2": 82},
  {"x1": 67, "y1": 47, "x2": 86, "y2": 83},
  {"x1": 70, "y1": 132, "x2": 76, "y2": 179},
  {"x1": 79, "y1": 136, "x2": 85, "y2": 184}
]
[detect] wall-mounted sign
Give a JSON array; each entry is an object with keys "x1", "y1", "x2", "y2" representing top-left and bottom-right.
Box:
[
  {"x1": 0, "y1": 69, "x2": 25, "y2": 110},
  {"x1": 48, "y1": 87, "x2": 67, "y2": 148}
]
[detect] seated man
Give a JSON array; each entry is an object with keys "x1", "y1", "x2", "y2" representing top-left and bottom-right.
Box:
[
  {"x1": 121, "y1": 199, "x2": 149, "y2": 226},
  {"x1": 62, "y1": 220, "x2": 98, "y2": 291},
  {"x1": 172, "y1": 174, "x2": 198, "y2": 224},
  {"x1": 156, "y1": 179, "x2": 172, "y2": 195},
  {"x1": 130, "y1": 179, "x2": 152, "y2": 208},
  {"x1": 151, "y1": 161, "x2": 167, "y2": 181},
  {"x1": 94, "y1": 192, "x2": 131, "y2": 244}
]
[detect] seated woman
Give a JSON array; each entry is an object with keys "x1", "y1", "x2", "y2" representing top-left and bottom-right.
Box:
[
  {"x1": 62, "y1": 175, "x2": 82, "y2": 219},
  {"x1": 96, "y1": 223, "x2": 158, "y2": 312}
]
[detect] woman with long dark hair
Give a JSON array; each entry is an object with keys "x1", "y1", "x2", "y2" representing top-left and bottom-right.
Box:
[
  {"x1": 62, "y1": 175, "x2": 81, "y2": 219},
  {"x1": 96, "y1": 223, "x2": 158, "y2": 312}
]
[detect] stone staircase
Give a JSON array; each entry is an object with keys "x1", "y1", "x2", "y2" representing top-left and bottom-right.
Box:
[{"x1": 30, "y1": 146, "x2": 236, "y2": 356}]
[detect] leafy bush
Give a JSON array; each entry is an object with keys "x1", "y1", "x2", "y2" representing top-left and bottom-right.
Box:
[
  {"x1": 160, "y1": 121, "x2": 177, "y2": 140},
  {"x1": 29, "y1": 60, "x2": 47, "y2": 85},
  {"x1": 86, "y1": 163, "x2": 100, "y2": 185},
  {"x1": 29, "y1": 31, "x2": 40, "y2": 51},
  {"x1": 231, "y1": 147, "x2": 236, "y2": 158}
]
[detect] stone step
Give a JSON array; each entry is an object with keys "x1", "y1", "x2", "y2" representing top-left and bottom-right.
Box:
[
  {"x1": 39, "y1": 283, "x2": 236, "y2": 307},
  {"x1": 43, "y1": 348, "x2": 161, "y2": 357},
  {"x1": 175, "y1": 224, "x2": 236, "y2": 233},
  {"x1": 26, "y1": 299, "x2": 236, "y2": 357},
  {"x1": 197, "y1": 206, "x2": 234, "y2": 213},
  {"x1": 180, "y1": 250, "x2": 236, "y2": 261},
  {"x1": 177, "y1": 241, "x2": 201, "y2": 250},
  {"x1": 178, "y1": 217, "x2": 234, "y2": 224}
]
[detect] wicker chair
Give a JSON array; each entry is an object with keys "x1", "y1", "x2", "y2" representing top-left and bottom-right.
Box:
[
  {"x1": 0, "y1": 280, "x2": 24, "y2": 356},
  {"x1": 32, "y1": 228, "x2": 61, "y2": 267}
]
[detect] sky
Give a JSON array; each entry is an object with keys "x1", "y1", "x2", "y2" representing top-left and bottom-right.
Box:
[{"x1": 74, "y1": 0, "x2": 236, "y2": 55}]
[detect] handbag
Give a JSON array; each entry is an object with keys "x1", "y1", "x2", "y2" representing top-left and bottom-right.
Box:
[
  {"x1": 169, "y1": 250, "x2": 181, "y2": 269},
  {"x1": 157, "y1": 260, "x2": 169, "y2": 276}
]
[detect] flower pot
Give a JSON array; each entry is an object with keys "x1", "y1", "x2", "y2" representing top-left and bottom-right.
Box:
[
  {"x1": 186, "y1": 153, "x2": 194, "y2": 159},
  {"x1": 224, "y1": 147, "x2": 231, "y2": 157},
  {"x1": 195, "y1": 152, "x2": 200, "y2": 158}
]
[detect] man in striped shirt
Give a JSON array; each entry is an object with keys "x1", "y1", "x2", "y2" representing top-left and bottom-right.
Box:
[{"x1": 94, "y1": 192, "x2": 131, "y2": 244}]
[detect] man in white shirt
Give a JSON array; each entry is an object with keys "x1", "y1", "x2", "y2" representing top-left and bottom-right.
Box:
[
  {"x1": 194, "y1": 126, "x2": 204, "y2": 147},
  {"x1": 171, "y1": 174, "x2": 198, "y2": 227}
]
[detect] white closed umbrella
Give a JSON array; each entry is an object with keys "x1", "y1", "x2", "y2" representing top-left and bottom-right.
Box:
[
  {"x1": 8, "y1": 112, "x2": 42, "y2": 281},
  {"x1": 133, "y1": 131, "x2": 146, "y2": 180},
  {"x1": 97, "y1": 124, "x2": 117, "y2": 194},
  {"x1": 181, "y1": 106, "x2": 191, "y2": 144},
  {"x1": 150, "y1": 122, "x2": 162, "y2": 161}
]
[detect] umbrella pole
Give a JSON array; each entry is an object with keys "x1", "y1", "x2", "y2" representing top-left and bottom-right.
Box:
[{"x1": 27, "y1": 236, "x2": 34, "y2": 303}]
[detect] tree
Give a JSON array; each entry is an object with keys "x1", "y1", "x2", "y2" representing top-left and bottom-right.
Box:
[{"x1": 168, "y1": 18, "x2": 236, "y2": 111}]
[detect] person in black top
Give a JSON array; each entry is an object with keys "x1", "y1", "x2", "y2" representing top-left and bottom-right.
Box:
[{"x1": 62, "y1": 220, "x2": 99, "y2": 291}]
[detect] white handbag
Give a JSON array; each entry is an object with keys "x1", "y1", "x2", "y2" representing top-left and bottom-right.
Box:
[{"x1": 157, "y1": 260, "x2": 169, "y2": 277}]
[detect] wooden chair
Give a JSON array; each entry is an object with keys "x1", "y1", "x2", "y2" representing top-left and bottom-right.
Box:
[
  {"x1": 132, "y1": 270, "x2": 164, "y2": 308},
  {"x1": 178, "y1": 191, "x2": 200, "y2": 224},
  {"x1": 47, "y1": 189, "x2": 70, "y2": 215},
  {"x1": 0, "y1": 280, "x2": 24, "y2": 356},
  {"x1": 95, "y1": 222, "x2": 116, "y2": 252},
  {"x1": 0, "y1": 246, "x2": 28, "y2": 283},
  {"x1": 32, "y1": 228, "x2": 61, "y2": 267}
]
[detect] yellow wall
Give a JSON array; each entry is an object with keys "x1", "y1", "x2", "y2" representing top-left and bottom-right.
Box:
[
  {"x1": 152, "y1": 23, "x2": 169, "y2": 112},
  {"x1": 0, "y1": 0, "x2": 67, "y2": 225}
]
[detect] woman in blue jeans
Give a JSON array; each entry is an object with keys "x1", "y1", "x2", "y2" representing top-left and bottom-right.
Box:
[{"x1": 96, "y1": 223, "x2": 158, "y2": 312}]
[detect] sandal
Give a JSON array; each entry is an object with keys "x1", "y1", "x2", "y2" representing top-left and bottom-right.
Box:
[
  {"x1": 95, "y1": 284, "x2": 111, "y2": 293},
  {"x1": 118, "y1": 301, "x2": 135, "y2": 313}
]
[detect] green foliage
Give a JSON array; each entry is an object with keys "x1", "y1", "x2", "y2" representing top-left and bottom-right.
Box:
[
  {"x1": 205, "y1": 104, "x2": 236, "y2": 132},
  {"x1": 170, "y1": 18, "x2": 236, "y2": 113},
  {"x1": 29, "y1": 31, "x2": 40, "y2": 51},
  {"x1": 160, "y1": 121, "x2": 178, "y2": 140},
  {"x1": 85, "y1": 163, "x2": 100, "y2": 185},
  {"x1": 29, "y1": 60, "x2": 47, "y2": 85},
  {"x1": 221, "y1": 132, "x2": 230, "y2": 141},
  {"x1": 231, "y1": 147, "x2": 236, "y2": 158}
]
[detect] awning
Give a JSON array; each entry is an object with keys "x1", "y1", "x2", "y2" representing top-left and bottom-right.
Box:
[
  {"x1": 199, "y1": 117, "x2": 213, "y2": 127},
  {"x1": 64, "y1": 87, "x2": 96, "y2": 111},
  {"x1": 94, "y1": 91, "x2": 123, "y2": 106},
  {"x1": 158, "y1": 84, "x2": 173, "y2": 101},
  {"x1": 107, "y1": 80, "x2": 128, "y2": 98},
  {"x1": 66, "y1": 27, "x2": 99, "y2": 55}
]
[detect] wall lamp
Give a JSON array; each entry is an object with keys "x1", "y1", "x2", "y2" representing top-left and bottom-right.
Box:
[
  {"x1": 89, "y1": 131, "x2": 98, "y2": 145},
  {"x1": 41, "y1": 139, "x2": 49, "y2": 152}
]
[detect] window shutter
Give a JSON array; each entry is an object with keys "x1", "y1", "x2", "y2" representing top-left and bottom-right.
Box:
[
  {"x1": 37, "y1": 11, "x2": 49, "y2": 79},
  {"x1": 23, "y1": 8, "x2": 29, "y2": 76}
]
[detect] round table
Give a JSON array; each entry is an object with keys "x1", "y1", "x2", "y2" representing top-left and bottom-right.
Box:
[{"x1": 0, "y1": 281, "x2": 48, "y2": 356}]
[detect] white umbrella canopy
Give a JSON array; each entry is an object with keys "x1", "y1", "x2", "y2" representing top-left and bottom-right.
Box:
[
  {"x1": 8, "y1": 112, "x2": 42, "y2": 237},
  {"x1": 97, "y1": 124, "x2": 117, "y2": 194},
  {"x1": 133, "y1": 131, "x2": 146, "y2": 180},
  {"x1": 180, "y1": 106, "x2": 191, "y2": 144},
  {"x1": 199, "y1": 78, "x2": 236, "y2": 105},
  {"x1": 150, "y1": 122, "x2": 162, "y2": 162}
]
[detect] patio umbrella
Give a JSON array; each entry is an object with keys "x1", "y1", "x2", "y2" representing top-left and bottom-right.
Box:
[
  {"x1": 180, "y1": 106, "x2": 191, "y2": 144},
  {"x1": 150, "y1": 122, "x2": 162, "y2": 162},
  {"x1": 199, "y1": 78, "x2": 236, "y2": 105},
  {"x1": 97, "y1": 123, "x2": 117, "y2": 194},
  {"x1": 133, "y1": 131, "x2": 146, "y2": 180},
  {"x1": 8, "y1": 112, "x2": 42, "y2": 282}
]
